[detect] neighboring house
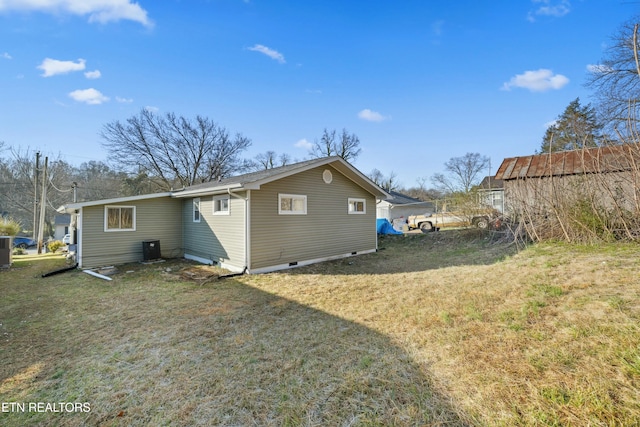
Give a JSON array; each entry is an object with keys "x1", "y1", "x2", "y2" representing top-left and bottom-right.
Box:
[
  {"x1": 477, "y1": 176, "x2": 505, "y2": 213},
  {"x1": 375, "y1": 191, "x2": 434, "y2": 222},
  {"x1": 495, "y1": 144, "x2": 640, "y2": 217},
  {"x1": 58, "y1": 157, "x2": 389, "y2": 273},
  {"x1": 53, "y1": 214, "x2": 71, "y2": 241}
]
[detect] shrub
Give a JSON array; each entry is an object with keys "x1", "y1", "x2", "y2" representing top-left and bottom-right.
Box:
[
  {"x1": 47, "y1": 240, "x2": 64, "y2": 253},
  {"x1": 0, "y1": 218, "x2": 22, "y2": 236},
  {"x1": 12, "y1": 247, "x2": 26, "y2": 255}
]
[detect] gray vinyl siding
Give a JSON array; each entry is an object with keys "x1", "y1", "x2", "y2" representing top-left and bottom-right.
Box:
[
  {"x1": 80, "y1": 196, "x2": 183, "y2": 268},
  {"x1": 250, "y1": 165, "x2": 376, "y2": 270},
  {"x1": 182, "y1": 192, "x2": 246, "y2": 269}
]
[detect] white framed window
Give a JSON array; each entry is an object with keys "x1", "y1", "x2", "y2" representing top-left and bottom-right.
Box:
[
  {"x1": 348, "y1": 198, "x2": 366, "y2": 214},
  {"x1": 213, "y1": 196, "x2": 230, "y2": 215},
  {"x1": 193, "y1": 198, "x2": 201, "y2": 222},
  {"x1": 104, "y1": 206, "x2": 136, "y2": 232},
  {"x1": 279, "y1": 194, "x2": 307, "y2": 215}
]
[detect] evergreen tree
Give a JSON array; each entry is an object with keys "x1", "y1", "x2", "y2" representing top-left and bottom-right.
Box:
[{"x1": 539, "y1": 98, "x2": 603, "y2": 153}]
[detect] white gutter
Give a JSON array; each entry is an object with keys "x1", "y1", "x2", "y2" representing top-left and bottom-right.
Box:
[
  {"x1": 172, "y1": 183, "x2": 244, "y2": 198},
  {"x1": 57, "y1": 192, "x2": 172, "y2": 213}
]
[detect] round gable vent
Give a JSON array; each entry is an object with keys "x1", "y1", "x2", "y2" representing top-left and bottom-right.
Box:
[{"x1": 322, "y1": 169, "x2": 333, "y2": 184}]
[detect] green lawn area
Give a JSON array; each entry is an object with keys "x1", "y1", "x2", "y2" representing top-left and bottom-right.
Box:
[{"x1": 1, "y1": 230, "x2": 639, "y2": 426}]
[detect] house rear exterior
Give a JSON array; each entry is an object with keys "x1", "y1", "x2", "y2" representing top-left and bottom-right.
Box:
[{"x1": 59, "y1": 157, "x2": 388, "y2": 273}]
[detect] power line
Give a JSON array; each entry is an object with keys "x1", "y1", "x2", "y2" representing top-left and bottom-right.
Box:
[{"x1": 47, "y1": 177, "x2": 73, "y2": 193}]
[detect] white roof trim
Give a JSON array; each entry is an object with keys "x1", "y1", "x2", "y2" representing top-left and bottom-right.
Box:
[
  {"x1": 57, "y1": 192, "x2": 172, "y2": 213},
  {"x1": 171, "y1": 183, "x2": 244, "y2": 198}
]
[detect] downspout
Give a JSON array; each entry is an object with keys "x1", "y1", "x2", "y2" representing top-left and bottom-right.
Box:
[
  {"x1": 227, "y1": 188, "x2": 250, "y2": 274},
  {"x1": 76, "y1": 208, "x2": 83, "y2": 268},
  {"x1": 245, "y1": 190, "x2": 251, "y2": 272}
]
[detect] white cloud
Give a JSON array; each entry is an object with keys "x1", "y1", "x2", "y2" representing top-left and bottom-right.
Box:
[
  {"x1": 2, "y1": 52, "x2": 11, "y2": 59},
  {"x1": 0, "y1": 0, "x2": 153, "y2": 27},
  {"x1": 358, "y1": 109, "x2": 389, "y2": 122},
  {"x1": 115, "y1": 96, "x2": 133, "y2": 103},
  {"x1": 84, "y1": 69, "x2": 101, "y2": 79},
  {"x1": 528, "y1": 0, "x2": 571, "y2": 22},
  {"x1": 68, "y1": 88, "x2": 109, "y2": 104},
  {"x1": 294, "y1": 138, "x2": 313, "y2": 150},
  {"x1": 248, "y1": 44, "x2": 285, "y2": 63},
  {"x1": 501, "y1": 69, "x2": 569, "y2": 92},
  {"x1": 144, "y1": 105, "x2": 159, "y2": 112},
  {"x1": 38, "y1": 58, "x2": 85, "y2": 77}
]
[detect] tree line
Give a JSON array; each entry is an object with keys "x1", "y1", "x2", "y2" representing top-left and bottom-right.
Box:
[{"x1": 0, "y1": 121, "x2": 368, "y2": 237}]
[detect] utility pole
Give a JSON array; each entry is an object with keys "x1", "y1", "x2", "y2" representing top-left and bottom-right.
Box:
[
  {"x1": 37, "y1": 156, "x2": 48, "y2": 254},
  {"x1": 72, "y1": 182, "x2": 78, "y2": 203},
  {"x1": 33, "y1": 151, "x2": 40, "y2": 240}
]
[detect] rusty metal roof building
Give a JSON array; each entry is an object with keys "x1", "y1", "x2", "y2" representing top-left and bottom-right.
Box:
[{"x1": 495, "y1": 144, "x2": 640, "y2": 180}]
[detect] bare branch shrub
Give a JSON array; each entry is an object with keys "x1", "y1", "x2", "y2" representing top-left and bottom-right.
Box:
[{"x1": 505, "y1": 132, "x2": 640, "y2": 243}]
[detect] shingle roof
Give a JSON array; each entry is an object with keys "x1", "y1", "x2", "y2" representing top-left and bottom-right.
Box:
[
  {"x1": 478, "y1": 176, "x2": 503, "y2": 189},
  {"x1": 178, "y1": 157, "x2": 324, "y2": 192},
  {"x1": 54, "y1": 214, "x2": 70, "y2": 225},
  {"x1": 385, "y1": 190, "x2": 427, "y2": 205},
  {"x1": 172, "y1": 156, "x2": 389, "y2": 199}
]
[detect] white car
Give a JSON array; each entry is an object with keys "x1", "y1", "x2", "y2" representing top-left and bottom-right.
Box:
[{"x1": 62, "y1": 234, "x2": 71, "y2": 245}]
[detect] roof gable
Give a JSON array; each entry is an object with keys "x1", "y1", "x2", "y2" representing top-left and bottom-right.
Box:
[{"x1": 173, "y1": 156, "x2": 389, "y2": 199}]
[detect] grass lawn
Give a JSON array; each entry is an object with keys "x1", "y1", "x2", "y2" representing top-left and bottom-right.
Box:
[{"x1": 1, "y1": 230, "x2": 639, "y2": 426}]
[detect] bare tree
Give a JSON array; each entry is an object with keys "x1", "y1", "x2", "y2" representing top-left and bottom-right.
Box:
[
  {"x1": 101, "y1": 109, "x2": 252, "y2": 190},
  {"x1": 74, "y1": 160, "x2": 132, "y2": 200},
  {"x1": 586, "y1": 18, "x2": 640, "y2": 134},
  {"x1": 431, "y1": 153, "x2": 490, "y2": 194},
  {"x1": 403, "y1": 176, "x2": 443, "y2": 201},
  {"x1": 368, "y1": 168, "x2": 398, "y2": 191},
  {"x1": 310, "y1": 128, "x2": 361, "y2": 162},
  {"x1": 0, "y1": 147, "x2": 74, "y2": 236},
  {"x1": 252, "y1": 151, "x2": 291, "y2": 170}
]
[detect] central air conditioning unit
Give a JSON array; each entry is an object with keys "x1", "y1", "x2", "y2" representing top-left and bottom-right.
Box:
[{"x1": 142, "y1": 240, "x2": 161, "y2": 261}]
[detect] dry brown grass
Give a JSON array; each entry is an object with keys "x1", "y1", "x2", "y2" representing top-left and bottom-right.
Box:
[
  {"x1": 1, "y1": 231, "x2": 639, "y2": 426},
  {"x1": 240, "y1": 232, "x2": 640, "y2": 426}
]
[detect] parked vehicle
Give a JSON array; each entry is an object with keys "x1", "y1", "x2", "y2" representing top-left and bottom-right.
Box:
[
  {"x1": 12, "y1": 236, "x2": 37, "y2": 249},
  {"x1": 62, "y1": 234, "x2": 71, "y2": 245},
  {"x1": 407, "y1": 209, "x2": 499, "y2": 231}
]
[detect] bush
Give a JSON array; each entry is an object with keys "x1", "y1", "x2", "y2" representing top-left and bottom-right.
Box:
[
  {"x1": 12, "y1": 247, "x2": 26, "y2": 255},
  {"x1": 47, "y1": 240, "x2": 64, "y2": 253},
  {"x1": 0, "y1": 218, "x2": 22, "y2": 236}
]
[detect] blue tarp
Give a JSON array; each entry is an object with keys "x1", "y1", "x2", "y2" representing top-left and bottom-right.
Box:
[{"x1": 376, "y1": 218, "x2": 403, "y2": 235}]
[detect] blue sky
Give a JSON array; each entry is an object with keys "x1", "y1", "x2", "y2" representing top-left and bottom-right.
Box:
[{"x1": 0, "y1": 0, "x2": 637, "y2": 189}]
